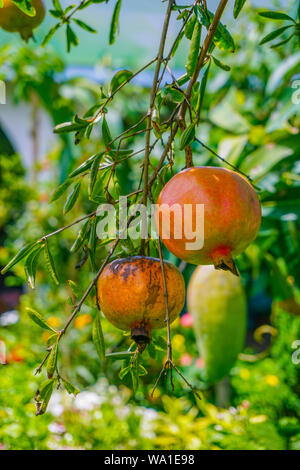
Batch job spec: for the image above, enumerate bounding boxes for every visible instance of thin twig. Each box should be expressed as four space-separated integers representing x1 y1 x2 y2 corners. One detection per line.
141 0 174 254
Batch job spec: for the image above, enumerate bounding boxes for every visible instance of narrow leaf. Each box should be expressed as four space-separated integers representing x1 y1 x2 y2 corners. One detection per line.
26 307 56 332
233 0 247 19
62 378 80 396
69 154 99 178
196 60 211 119
63 181 81 214
73 18 97 33
185 21 201 77
49 179 72 203
89 153 103 195
42 23 61 47
70 219 90 253
212 56 230 71
109 0 122 45
1 241 38 275
43 240 59 285
259 25 293 45
92 311 105 362
271 34 294 48
119 366 131 380
105 351 134 360
102 115 113 148
36 379 55 415
179 123 196 150
24 246 42 289
259 11 296 22
47 339 59 378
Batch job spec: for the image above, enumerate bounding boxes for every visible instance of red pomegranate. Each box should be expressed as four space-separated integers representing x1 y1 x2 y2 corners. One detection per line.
155 167 261 275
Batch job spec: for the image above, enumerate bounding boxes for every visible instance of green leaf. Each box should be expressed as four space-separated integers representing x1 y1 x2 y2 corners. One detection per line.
109 0 122 45
138 364 148 377
102 115 113 148
179 123 196 150
152 335 167 351
68 279 81 298
233 0 246 19
185 21 201 77
196 60 211 118
0 0 3 7
89 218 97 255
26 308 56 332
47 339 59 379
24 246 42 289
105 351 134 360
49 179 72 203
42 23 61 47
36 378 56 415
62 378 80 396
1 241 39 275
92 311 105 362
271 34 294 48
212 55 230 71
89 153 104 195
110 69 133 95
184 15 196 40
39 378 56 400
11 0 36 16
63 181 81 214
259 25 294 45
70 219 90 253
195 7 235 52
43 240 59 285
171 30 184 57
73 18 97 33
259 11 296 22
69 154 99 178
53 121 79 134
66 24 79 52
130 365 139 394
119 365 131 380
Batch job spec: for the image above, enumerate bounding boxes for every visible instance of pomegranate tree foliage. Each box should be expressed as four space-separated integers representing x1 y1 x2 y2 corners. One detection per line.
0 0 300 441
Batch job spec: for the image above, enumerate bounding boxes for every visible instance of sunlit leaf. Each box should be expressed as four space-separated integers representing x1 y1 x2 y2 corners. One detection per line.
26 308 57 332
109 0 122 45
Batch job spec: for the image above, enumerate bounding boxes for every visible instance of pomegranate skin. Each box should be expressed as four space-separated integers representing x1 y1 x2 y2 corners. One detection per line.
97 256 185 337
156 167 261 274
0 0 45 41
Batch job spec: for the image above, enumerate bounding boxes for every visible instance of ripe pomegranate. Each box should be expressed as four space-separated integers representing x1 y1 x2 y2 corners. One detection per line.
97 256 185 348
156 166 261 275
0 0 45 41
187 265 247 383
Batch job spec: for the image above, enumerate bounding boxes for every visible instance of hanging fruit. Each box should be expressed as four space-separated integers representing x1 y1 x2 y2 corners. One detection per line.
97 256 185 349
0 0 45 41
187 265 247 384
155 166 261 275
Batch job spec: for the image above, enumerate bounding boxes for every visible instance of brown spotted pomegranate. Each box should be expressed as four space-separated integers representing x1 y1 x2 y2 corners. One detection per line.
97 256 185 348
155 167 261 275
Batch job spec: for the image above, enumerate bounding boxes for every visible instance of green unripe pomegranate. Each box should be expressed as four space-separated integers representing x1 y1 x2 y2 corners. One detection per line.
187 265 247 384
0 0 45 41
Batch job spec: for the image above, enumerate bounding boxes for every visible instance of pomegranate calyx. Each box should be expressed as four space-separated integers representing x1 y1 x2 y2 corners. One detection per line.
211 247 239 277
131 324 151 352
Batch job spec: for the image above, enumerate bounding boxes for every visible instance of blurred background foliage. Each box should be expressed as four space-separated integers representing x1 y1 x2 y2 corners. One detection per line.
0 0 299 450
